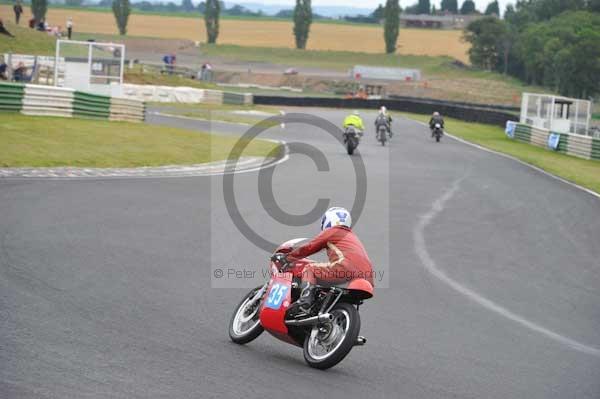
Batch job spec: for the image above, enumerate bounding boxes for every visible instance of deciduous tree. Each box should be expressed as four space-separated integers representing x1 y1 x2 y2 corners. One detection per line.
204 0 220 44
112 0 130 35
383 0 400 53
31 0 47 24
293 0 312 49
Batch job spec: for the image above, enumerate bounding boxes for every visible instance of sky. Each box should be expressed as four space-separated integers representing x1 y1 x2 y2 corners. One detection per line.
233 0 512 15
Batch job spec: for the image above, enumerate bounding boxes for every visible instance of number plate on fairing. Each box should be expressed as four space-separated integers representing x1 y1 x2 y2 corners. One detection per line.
265 283 289 310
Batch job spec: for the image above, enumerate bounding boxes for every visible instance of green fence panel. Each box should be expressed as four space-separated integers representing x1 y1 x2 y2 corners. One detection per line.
514 124 532 143
591 138 600 161
73 91 110 119
222 92 245 105
556 132 569 153
0 82 25 112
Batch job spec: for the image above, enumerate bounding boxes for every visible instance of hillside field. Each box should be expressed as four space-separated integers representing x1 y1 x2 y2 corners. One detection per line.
0 5 470 62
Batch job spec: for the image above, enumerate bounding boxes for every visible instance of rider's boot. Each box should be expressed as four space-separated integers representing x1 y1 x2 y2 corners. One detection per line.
293 281 316 314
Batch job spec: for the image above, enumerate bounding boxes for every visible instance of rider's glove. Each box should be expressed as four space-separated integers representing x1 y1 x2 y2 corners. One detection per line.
270 252 290 269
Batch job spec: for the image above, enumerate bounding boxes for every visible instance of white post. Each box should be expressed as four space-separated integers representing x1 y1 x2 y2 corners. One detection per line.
549 96 555 131
54 40 60 86
87 42 93 91
119 44 125 85
520 93 528 124
574 100 579 135
585 101 591 136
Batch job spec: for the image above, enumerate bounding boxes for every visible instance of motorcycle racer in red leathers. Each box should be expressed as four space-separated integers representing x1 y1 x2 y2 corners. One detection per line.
274 207 375 314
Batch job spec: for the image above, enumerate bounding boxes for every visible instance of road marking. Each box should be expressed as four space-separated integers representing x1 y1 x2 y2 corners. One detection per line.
414 176 600 357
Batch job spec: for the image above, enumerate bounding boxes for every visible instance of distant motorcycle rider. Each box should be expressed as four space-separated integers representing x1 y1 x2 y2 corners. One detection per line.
343 110 365 133
375 106 392 137
429 111 444 137
272 207 374 314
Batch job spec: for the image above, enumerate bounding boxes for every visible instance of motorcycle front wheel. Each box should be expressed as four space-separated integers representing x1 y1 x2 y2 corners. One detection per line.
303 302 360 369
229 286 265 344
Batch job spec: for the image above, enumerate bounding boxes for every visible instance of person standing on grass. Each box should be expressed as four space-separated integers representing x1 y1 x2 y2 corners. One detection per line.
13 1 23 25
0 56 8 80
66 17 73 40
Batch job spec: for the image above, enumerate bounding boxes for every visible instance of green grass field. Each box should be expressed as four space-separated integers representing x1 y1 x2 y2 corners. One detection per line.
0 113 277 167
399 112 600 194
199 44 517 81
0 21 56 55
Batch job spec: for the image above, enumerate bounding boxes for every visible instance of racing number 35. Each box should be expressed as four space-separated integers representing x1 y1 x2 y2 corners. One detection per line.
265 283 289 309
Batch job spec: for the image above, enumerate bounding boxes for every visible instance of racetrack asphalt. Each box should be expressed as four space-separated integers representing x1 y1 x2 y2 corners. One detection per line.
1 108 599 398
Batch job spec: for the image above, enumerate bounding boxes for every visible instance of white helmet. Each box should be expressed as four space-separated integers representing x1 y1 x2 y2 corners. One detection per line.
433 111 440 116
380 106 387 114
320 207 352 231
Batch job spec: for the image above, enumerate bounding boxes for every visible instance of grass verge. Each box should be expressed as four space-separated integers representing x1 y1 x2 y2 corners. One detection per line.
398 112 600 194
0 112 277 167
124 65 217 89
152 102 281 126
0 21 56 56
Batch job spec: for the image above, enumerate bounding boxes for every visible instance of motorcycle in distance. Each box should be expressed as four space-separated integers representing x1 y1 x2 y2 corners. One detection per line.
375 115 390 147
228 238 374 369
432 123 443 143
343 125 363 155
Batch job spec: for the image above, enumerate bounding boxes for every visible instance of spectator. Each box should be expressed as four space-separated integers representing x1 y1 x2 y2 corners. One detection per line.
0 18 15 37
0 57 7 80
169 53 176 75
162 53 176 75
13 62 27 82
13 1 23 25
37 18 46 32
202 62 213 81
66 17 73 40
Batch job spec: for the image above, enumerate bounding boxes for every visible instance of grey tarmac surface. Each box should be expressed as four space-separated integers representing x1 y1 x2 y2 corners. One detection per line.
1 109 599 399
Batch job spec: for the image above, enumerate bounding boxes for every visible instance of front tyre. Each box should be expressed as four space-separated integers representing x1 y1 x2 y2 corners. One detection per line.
229 286 264 344
303 302 360 369
347 139 355 155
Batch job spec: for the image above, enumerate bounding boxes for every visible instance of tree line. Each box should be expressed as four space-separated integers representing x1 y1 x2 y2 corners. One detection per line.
463 0 600 97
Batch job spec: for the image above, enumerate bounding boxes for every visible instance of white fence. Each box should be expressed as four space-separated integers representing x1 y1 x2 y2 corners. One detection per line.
120 84 252 105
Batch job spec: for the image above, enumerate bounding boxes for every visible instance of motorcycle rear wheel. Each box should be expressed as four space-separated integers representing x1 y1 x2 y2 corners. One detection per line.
347 140 355 155
303 302 360 369
229 286 265 344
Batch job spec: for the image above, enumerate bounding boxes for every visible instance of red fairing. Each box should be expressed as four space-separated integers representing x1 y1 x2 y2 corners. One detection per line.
259 272 293 336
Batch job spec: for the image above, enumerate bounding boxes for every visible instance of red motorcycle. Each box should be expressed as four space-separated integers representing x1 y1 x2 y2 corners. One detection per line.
228 238 373 369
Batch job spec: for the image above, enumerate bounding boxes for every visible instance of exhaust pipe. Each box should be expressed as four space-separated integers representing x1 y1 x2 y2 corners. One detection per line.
285 313 333 327
355 336 367 346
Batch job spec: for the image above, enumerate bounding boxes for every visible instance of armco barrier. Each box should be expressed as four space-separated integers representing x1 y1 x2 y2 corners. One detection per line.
0 83 145 122
512 123 600 160
0 82 24 112
253 95 515 127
